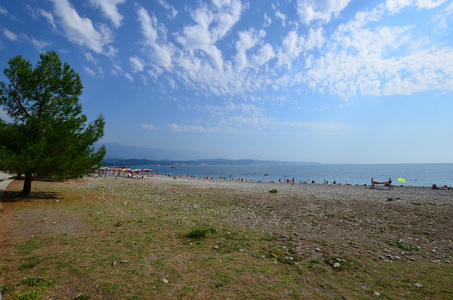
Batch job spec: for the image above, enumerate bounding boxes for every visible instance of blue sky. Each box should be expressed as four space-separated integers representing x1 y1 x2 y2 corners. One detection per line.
1 0 452 164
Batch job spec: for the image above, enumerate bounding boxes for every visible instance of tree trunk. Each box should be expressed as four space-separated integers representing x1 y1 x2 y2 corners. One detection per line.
21 171 33 196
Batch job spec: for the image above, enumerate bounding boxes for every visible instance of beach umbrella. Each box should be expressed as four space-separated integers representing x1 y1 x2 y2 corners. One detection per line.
397 178 407 183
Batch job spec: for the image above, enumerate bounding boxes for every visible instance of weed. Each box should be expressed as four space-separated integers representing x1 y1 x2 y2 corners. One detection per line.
17 239 41 256
269 189 278 193
186 227 217 239
19 256 43 270
22 278 58 288
387 240 419 251
412 202 422 205
16 291 40 299
19 262 38 270
387 198 394 201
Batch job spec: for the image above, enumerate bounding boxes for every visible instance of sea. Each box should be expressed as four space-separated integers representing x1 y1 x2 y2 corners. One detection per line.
121 163 453 187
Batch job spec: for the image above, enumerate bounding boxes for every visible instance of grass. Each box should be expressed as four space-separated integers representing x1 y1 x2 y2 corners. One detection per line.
0 177 452 299
387 240 420 251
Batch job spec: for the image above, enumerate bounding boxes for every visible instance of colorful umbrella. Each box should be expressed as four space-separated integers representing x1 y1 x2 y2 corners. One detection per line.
397 178 407 183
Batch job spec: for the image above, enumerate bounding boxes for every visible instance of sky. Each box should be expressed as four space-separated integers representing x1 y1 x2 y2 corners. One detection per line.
1 0 452 164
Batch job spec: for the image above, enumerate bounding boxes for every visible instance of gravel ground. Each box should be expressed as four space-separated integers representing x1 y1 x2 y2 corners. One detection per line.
148 174 453 205
142 175 453 263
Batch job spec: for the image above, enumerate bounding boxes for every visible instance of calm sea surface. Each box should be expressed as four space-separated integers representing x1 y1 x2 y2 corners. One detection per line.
126 163 453 187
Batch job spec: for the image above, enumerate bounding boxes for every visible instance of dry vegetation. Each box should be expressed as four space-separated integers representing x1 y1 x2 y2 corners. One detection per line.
1 175 452 299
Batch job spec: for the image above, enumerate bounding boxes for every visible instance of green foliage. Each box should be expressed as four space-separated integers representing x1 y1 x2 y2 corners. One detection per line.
21 277 58 288
0 51 105 194
387 240 419 251
186 227 217 239
269 189 278 193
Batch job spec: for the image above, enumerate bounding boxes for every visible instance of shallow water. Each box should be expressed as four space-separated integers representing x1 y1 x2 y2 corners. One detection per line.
120 163 452 187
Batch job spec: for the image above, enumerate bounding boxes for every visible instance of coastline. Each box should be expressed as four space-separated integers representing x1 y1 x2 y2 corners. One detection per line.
141 174 453 205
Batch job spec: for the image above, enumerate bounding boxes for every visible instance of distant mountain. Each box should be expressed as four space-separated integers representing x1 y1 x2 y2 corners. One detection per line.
101 158 320 167
97 142 320 166
97 142 219 161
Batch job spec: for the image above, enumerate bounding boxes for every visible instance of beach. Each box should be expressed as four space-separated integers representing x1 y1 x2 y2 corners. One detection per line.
148 174 453 204
94 174 453 262
1 174 453 298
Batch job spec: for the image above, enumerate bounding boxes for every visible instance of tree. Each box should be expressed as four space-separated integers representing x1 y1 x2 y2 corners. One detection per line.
0 51 105 195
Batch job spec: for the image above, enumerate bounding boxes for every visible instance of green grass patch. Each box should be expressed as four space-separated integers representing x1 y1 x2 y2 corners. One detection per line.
387 240 419 251
186 226 217 239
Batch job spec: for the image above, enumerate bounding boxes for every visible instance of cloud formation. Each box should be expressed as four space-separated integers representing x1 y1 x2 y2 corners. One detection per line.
50 0 114 55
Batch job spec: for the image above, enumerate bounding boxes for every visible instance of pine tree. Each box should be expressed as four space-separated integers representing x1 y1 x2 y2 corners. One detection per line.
0 51 105 195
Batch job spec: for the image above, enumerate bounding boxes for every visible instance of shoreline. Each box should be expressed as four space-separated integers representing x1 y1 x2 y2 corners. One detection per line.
106 173 453 205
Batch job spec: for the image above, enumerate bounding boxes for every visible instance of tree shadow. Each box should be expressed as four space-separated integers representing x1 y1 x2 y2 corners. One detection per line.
1 191 60 202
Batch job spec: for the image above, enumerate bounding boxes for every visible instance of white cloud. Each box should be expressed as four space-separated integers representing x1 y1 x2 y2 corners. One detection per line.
263 12 272 27
3 28 18 41
296 0 352 25
39 9 56 30
235 29 259 71
136 5 174 72
416 0 446 9
175 0 244 70
27 36 52 51
124 73 133 82
168 123 205 132
141 124 157 130
300 4 453 98
157 0 178 19
0 6 7 16
275 10 286 26
385 0 412 13
85 52 97 63
130 56 145 73
50 0 114 55
252 43 275 66
89 0 125 28
434 1 453 32
84 66 96 76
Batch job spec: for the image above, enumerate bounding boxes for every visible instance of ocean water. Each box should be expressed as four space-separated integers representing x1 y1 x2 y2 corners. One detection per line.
127 163 453 187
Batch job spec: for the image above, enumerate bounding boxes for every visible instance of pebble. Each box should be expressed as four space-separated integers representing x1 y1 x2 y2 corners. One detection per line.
162 279 169 284
414 283 423 288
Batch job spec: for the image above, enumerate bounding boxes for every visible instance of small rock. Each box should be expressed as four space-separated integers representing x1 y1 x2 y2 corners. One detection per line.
112 261 117 266
414 283 423 288
315 248 321 252
374 291 381 296
162 279 169 284
214 245 219 249
333 262 341 268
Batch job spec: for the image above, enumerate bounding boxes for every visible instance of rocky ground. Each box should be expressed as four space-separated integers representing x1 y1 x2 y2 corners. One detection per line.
144 175 453 264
